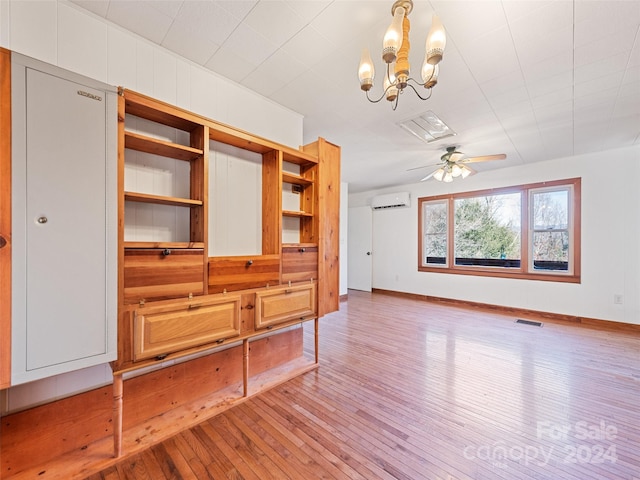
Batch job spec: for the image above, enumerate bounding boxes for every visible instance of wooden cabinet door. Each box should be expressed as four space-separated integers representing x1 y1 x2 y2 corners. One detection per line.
133 295 241 361
282 245 318 283
254 283 316 330
124 248 205 304
10 54 117 384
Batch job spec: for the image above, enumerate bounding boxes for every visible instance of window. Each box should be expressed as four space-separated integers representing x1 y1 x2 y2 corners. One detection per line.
418 178 580 282
423 200 448 266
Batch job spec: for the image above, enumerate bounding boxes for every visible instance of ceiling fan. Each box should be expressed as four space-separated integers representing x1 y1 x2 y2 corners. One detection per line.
409 146 507 182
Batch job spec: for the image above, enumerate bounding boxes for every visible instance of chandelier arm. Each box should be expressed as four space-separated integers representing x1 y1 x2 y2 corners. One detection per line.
405 82 433 101
365 89 388 103
365 81 399 104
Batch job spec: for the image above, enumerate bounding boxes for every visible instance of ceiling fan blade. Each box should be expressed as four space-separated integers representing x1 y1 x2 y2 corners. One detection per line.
462 154 507 163
449 152 465 162
464 165 478 176
406 162 442 172
420 168 440 181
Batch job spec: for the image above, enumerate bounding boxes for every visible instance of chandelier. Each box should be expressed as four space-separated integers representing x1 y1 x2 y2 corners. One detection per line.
358 0 446 110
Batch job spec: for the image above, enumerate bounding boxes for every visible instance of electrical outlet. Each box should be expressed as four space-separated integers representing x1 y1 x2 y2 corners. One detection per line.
614 294 623 305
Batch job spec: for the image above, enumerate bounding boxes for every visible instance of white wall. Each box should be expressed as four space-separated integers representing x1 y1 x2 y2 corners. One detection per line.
349 145 640 326
340 181 349 297
0 0 308 414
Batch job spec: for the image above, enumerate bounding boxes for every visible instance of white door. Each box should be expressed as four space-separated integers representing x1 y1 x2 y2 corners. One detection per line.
11 54 117 384
348 206 372 292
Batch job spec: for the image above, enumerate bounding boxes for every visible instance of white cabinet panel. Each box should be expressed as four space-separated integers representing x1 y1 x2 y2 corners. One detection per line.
11 53 117 385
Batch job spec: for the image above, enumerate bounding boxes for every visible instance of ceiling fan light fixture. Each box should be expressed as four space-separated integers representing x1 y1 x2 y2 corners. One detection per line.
358 0 446 110
433 168 445 181
412 146 506 182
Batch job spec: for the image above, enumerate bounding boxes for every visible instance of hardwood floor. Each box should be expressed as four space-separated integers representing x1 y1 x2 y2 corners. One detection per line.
87 290 640 479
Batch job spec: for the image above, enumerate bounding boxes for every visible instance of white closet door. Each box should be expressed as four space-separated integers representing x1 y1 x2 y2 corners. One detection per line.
11 53 117 385
24 69 108 369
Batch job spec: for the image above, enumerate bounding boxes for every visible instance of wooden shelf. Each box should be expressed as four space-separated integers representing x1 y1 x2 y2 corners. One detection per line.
124 91 202 132
282 210 313 218
124 241 205 249
282 149 318 166
282 172 313 187
124 191 203 207
124 131 203 161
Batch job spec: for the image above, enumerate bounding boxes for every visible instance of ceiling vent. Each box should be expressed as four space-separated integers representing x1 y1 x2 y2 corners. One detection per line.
371 192 410 210
398 110 455 144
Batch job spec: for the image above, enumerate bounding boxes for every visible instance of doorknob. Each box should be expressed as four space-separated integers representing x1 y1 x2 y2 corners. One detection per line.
366 251 371 255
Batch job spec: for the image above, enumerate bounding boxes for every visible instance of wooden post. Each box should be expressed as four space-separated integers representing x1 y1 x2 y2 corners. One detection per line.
113 373 123 457
242 339 249 397
314 318 319 364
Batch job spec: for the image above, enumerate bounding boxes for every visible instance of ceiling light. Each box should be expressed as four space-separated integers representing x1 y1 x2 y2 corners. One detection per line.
431 162 474 182
358 0 446 111
432 168 445 181
460 165 472 178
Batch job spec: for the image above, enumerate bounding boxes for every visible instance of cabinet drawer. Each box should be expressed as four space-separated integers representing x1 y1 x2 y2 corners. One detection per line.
133 294 241 361
254 283 316 330
124 248 205 304
282 245 318 283
208 254 280 294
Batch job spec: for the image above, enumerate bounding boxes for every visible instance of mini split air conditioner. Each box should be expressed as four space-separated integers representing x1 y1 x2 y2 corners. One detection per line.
371 192 410 210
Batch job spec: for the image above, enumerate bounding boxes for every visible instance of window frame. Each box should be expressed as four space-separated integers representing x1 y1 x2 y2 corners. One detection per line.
418 178 581 283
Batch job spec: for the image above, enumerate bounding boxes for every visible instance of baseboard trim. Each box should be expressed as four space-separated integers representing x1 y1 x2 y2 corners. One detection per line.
371 288 640 333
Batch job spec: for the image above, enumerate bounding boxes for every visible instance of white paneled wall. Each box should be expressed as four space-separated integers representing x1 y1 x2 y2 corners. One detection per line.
209 141 263 256
1 0 305 413
124 116 191 243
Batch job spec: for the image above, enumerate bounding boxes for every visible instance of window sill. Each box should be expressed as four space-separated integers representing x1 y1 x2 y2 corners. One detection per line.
418 265 581 283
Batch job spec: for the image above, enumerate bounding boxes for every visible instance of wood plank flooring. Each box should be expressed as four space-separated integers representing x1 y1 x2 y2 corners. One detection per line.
86 290 639 479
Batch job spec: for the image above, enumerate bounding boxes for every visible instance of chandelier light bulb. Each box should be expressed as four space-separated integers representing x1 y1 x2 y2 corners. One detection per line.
358 48 375 91
425 14 446 65
421 63 439 88
383 6 405 63
384 72 398 102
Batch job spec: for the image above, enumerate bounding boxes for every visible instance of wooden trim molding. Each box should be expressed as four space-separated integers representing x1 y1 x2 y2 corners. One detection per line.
372 288 640 333
0 47 12 389
417 178 581 284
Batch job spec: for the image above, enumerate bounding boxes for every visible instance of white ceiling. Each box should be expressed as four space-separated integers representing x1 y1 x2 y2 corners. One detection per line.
70 0 640 193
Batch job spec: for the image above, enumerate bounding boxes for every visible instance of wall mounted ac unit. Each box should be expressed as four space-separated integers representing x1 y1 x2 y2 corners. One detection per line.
371 192 410 210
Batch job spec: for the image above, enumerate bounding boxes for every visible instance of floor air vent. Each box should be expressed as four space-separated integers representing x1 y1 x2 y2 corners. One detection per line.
515 319 543 327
